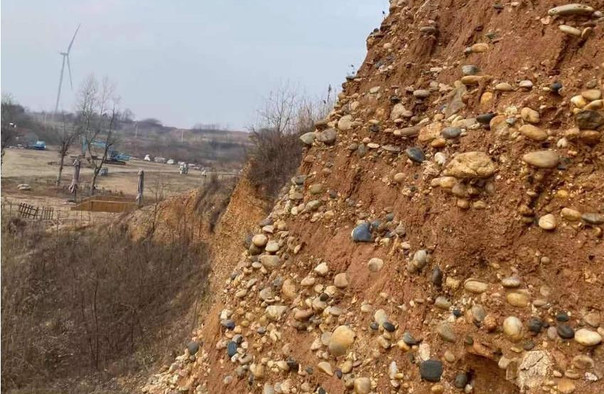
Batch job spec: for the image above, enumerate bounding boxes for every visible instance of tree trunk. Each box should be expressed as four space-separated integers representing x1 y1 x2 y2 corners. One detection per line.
90 169 98 195
56 153 65 186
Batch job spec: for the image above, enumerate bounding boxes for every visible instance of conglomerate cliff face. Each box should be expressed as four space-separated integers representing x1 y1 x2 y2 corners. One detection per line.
144 1 604 393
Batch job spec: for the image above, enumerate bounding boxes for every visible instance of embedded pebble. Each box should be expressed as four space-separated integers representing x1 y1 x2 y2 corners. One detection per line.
352 223 373 242
582 213 604 225
353 377 371 394
527 317 544 334
464 279 488 293
521 107 540 124
501 277 521 288
368 257 384 272
557 324 575 340
317 361 333 376
574 329 602 346
522 151 560 168
406 147 425 163
419 360 443 382
328 325 355 356
557 378 576 394
519 124 547 141
548 4 594 16
437 322 456 342
503 316 523 341
507 292 529 307
462 65 479 75
334 273 350 288
538 214 557 231
442 127 462 139
252 234 268 247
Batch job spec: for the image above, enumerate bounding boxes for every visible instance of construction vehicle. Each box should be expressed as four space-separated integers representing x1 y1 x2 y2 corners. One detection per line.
81 137 130 165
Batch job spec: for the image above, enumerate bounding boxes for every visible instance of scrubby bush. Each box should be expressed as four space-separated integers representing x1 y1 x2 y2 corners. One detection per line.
247 85 333 198
248 128 303 198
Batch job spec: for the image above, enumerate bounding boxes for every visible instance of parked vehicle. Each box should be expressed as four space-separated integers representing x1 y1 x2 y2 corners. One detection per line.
26 140 46 150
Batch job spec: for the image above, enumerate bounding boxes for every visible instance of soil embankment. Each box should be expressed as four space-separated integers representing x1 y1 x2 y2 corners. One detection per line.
144 1 604 393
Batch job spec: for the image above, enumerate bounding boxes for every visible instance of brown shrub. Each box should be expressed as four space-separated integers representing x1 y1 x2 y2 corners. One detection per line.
247 128 303 198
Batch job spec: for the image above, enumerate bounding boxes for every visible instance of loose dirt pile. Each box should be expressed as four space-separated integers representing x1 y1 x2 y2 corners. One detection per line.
143 1 603 393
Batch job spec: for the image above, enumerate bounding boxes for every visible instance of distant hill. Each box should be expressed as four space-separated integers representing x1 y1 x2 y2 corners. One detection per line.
26 111 251 170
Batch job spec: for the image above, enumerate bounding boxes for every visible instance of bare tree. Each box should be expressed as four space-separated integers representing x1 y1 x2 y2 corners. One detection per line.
257 83 298 135
254 83 335 136
75 75 121 195
247 83 335 197
55 117 80 186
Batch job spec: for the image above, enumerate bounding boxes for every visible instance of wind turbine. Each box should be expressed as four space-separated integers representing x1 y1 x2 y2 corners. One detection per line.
54 24 81 114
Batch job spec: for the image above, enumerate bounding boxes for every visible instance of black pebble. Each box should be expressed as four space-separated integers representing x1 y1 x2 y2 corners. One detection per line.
286 358 299 372
454 372 468 388
527 317 543 334
556 312 569 322
221 319 235 330
420 359 443 382
403 331 419 346
227 341 237 357
476 112 496 124
431 266 443 287
406 147 425 163
557 324 575 339
187 341 199 355
383 321 396 332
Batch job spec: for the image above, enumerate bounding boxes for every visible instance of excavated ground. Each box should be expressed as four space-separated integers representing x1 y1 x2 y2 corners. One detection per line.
143 1 604 393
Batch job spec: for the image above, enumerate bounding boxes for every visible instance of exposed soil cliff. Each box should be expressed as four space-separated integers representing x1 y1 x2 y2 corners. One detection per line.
144 1 604 393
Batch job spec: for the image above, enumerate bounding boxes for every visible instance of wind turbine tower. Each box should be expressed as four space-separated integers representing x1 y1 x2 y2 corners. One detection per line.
54 24 81 114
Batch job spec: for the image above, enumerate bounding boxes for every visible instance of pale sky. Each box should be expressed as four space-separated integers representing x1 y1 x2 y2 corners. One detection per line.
1 0 388 129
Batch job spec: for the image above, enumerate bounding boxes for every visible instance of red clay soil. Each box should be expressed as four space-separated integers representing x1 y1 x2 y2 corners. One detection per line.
143 1 604 393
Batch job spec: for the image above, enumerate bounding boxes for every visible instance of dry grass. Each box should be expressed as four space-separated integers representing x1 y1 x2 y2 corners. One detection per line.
1 214 209 392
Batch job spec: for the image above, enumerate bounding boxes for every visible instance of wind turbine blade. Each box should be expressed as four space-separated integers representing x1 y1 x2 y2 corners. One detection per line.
67 24 81 53
67 55 73 89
